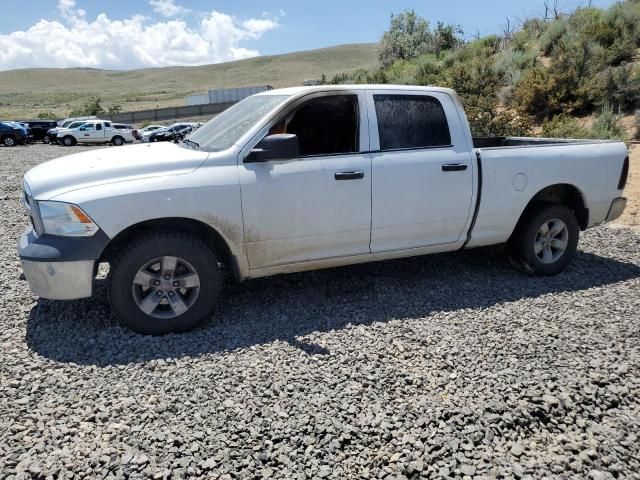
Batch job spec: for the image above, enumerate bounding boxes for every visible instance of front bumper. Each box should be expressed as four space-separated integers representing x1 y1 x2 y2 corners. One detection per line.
605 197 627 223
21 259 95 300
18 225 110 300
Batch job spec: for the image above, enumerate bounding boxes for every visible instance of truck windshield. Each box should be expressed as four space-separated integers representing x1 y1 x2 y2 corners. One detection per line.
187 95 290 152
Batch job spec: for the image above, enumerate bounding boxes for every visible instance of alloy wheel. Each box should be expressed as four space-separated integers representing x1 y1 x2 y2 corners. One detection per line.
131 256 201 319
534 218 569 264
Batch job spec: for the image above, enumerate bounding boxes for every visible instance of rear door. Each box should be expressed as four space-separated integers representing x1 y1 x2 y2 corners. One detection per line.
239 91 372 269
367 90 474 252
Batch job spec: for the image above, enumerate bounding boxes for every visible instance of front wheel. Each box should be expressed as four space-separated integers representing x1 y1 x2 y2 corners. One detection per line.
61 135 76 147
43 135 51 144
108 232 221 335
2 135 16 147
508 204 579 276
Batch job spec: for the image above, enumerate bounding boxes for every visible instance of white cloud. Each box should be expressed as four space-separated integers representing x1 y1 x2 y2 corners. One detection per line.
149 0 188 18
0 1 279 70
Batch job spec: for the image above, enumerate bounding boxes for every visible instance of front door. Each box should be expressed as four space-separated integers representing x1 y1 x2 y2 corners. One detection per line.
238 92 372 269
367 90 474 252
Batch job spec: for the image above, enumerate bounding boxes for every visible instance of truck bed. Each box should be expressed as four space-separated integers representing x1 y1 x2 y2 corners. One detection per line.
472 136 617 149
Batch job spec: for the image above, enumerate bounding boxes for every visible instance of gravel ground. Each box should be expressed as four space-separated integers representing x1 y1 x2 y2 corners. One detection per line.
1 143 640 479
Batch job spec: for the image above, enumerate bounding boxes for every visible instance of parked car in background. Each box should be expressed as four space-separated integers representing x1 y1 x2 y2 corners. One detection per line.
0 122 27 146
148 123 196 143
113 123 139 140
46 121 87 145
16 85 629 334
19 120 58 144
138 125 164 141
57 116 96 127
3 122 31 142
57 120 135 146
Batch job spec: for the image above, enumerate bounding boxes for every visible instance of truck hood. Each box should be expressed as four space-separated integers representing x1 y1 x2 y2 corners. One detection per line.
24 142 210 200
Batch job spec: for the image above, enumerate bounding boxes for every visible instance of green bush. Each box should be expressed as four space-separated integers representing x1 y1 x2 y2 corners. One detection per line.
446 57 533 137
597 64 640 112
494 47 538 87
467 106 533 137
414 56 446 86
512 65 557 119
590 103 627 140
541 115 592 138
539 18 568 55
541 105 628 140
442 35 499 68
37 111 59 120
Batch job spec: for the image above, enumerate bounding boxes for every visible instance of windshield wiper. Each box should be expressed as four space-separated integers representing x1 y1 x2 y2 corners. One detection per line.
182 138 200 149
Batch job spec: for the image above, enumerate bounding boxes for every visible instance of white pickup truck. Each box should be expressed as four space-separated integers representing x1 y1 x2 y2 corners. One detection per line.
18 85 629 335
56 119 135 146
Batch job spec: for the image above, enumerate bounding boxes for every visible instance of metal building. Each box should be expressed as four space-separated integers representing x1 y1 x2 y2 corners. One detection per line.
186 86 273 106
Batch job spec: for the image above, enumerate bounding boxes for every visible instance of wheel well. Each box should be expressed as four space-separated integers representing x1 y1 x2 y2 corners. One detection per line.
99 218 240 280
518 184 589 231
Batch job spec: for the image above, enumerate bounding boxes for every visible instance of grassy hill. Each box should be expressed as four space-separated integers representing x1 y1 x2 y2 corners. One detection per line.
0 43 378 119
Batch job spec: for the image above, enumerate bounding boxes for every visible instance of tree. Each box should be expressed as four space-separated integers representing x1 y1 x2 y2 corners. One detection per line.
378 10 464 67
432 22 464 56
378 10 432 67
69 96 105 116
108 104 122 114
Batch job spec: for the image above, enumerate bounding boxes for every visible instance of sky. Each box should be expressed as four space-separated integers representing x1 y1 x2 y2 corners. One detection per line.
0 0 619 71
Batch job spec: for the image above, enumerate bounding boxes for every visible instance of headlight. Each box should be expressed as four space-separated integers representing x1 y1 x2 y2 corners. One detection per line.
37 201 99 237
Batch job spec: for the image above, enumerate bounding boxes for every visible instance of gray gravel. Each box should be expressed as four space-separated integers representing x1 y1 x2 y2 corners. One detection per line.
1 143 640 479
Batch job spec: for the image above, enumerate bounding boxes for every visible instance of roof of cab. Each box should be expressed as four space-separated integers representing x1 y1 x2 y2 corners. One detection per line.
256 84 456 97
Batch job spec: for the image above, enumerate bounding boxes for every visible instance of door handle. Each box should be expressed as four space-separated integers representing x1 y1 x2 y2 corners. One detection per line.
442 163 468 172
335 171 364 180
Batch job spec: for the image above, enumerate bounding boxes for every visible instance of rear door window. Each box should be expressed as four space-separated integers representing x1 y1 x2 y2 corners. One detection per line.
373 94 451 151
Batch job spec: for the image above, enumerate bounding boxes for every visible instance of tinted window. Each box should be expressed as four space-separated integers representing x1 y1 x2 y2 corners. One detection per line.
96 123 102 131
374 95 451 150
271 95 359 156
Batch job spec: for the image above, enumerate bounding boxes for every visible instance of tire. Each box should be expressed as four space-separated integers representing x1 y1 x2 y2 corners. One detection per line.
62 135 76 147
2 135 16 147
43 135 51 144
108 232 221 335
111 136 124 146
508 203 579 276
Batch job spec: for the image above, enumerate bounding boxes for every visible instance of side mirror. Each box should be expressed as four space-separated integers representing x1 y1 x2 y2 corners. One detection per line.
79 127 86 131
245 134 300 163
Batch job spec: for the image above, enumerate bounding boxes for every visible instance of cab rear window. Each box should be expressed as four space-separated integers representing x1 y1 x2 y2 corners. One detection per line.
374 94 451 151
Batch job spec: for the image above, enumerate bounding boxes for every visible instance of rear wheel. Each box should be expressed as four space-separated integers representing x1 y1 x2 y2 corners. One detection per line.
2 135 16 147
508 204 579 276
108 232 221 335
111 136 125 146
43 135 51 144
61 135 76 147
